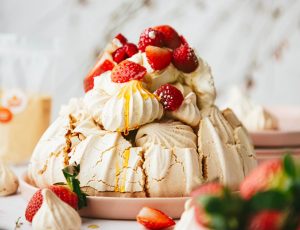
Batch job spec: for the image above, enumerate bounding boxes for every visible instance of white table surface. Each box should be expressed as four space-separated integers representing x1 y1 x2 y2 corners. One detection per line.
0 165 142 230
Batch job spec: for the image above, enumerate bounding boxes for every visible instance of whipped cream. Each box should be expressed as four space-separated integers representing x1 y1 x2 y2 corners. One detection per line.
69 132 145 196
128 52 180 92
183 58 216 109
136 121 197 149
102 80 163 133
143 144 202 197
0 161 19 196
225 87 278 131
198 106 256 189
92 71 123 96
32 189 81 230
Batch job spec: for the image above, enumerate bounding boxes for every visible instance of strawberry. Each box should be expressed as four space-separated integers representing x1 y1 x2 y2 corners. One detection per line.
0 107 13 123
25 185 78 223
84 59 115 92
115 33 127 45
145 46 172 70
248 211 283 230
112 46 127 63
154 84 184 111
138 28 164 52
172 43 199 73
240 160 284 200
124 43 138 57
136 207 175 230
111 60 146 83
153 25 181 49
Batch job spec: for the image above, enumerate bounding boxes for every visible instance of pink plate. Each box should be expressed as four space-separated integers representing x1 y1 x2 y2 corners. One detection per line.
19 172 188 220
250 106 300 147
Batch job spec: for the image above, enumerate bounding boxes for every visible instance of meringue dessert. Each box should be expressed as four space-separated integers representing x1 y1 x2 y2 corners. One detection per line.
28 25 257 197
32 189 81 230
225 87 278 131
0 160 19 196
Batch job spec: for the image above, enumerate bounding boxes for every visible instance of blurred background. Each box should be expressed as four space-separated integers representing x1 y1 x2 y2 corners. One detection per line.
1 0 300 118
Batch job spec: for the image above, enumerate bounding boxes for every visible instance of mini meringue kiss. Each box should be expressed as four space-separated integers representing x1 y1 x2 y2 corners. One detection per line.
32 189 81 230
0 160 19 196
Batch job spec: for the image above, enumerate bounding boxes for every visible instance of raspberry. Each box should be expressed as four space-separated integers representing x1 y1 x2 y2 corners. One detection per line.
154 84 184 111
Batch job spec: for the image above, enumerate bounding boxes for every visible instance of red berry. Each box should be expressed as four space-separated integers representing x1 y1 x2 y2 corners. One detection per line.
172 43 199 73
155 84 184 111
153 25 181 49
248 211 283 230
112 46 128 63
138 28 164 52
179 35 188 45
115 33 127 45
84 59 115 92
25 185 78 223
124 43 138 57
136 207 175 230
111 60 146 83
240 160 283 200
145 46 172 70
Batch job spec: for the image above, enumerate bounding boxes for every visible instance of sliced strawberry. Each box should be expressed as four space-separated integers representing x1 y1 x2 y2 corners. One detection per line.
138 28 164 52
240 160 283 200
153 25 181 49
145 46 172 70
0 107 13 123
124 43 138 57
111 60 146 83
248 211 283 230
84 59 115 92
112 46 127 63
115 33 127 45
25 185 78 223
154 84 184 111
136 207 175 230
172 43 199 73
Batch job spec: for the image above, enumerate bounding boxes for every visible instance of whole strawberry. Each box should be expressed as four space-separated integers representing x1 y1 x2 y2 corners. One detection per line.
153 25 182 49
154 84 184 111
25 185 78 222
138 28 164 52
136 207 175 230
248 211 283 230
240 160 285 200
172 42 199 73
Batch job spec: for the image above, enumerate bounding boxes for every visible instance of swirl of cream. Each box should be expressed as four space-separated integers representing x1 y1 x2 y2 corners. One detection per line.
128 52 180 92
183 58 216 109
102 80 163 133
136 121 197 149
0 161 19 196
32 189 81 230
93 71 123 95
84 88 111 125
169 92 201 127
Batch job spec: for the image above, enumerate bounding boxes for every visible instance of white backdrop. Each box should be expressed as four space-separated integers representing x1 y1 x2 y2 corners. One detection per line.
1 0 300 118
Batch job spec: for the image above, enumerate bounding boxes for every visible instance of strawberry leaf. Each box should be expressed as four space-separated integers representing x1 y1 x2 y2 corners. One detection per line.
283 154 297 180
62 163 87 209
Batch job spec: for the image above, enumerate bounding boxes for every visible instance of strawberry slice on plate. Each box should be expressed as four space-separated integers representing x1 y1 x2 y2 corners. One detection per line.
136 207 175 230
153 25 182 49
172 43 199 73
138 28 164 52
84 59 115 92
145 46 172 71
111 60 146 83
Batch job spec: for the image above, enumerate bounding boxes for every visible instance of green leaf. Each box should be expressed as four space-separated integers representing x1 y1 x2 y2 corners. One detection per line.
283 154 297 180
249 190 289 212
62 163 87 209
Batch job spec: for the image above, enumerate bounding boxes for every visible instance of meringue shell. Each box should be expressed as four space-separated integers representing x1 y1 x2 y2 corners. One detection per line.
32 189 81 230
0 161 19 196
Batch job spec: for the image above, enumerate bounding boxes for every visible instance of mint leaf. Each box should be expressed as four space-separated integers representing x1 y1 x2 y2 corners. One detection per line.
62 163 87 209
283 154 296 180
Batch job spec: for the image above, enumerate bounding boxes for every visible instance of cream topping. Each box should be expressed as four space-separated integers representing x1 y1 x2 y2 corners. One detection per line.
0 161 19 196
102 80 163 133
32 189 81 230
